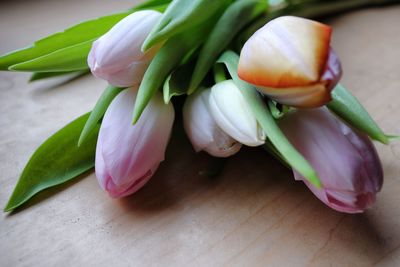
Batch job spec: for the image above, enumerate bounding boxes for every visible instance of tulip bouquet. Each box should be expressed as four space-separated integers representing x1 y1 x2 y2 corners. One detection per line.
2 0 399 213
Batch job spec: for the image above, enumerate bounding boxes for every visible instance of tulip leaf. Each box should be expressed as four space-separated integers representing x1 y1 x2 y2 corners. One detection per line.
217 50 321 188
4 113 99 212
327 84 389 144
9 40 93 72
0 13 130 70
142 0 232 51
163 61 196 103
131 0 172 12
78 86 123 146
133 18 218 123
29 70 88 82
189 0 267 93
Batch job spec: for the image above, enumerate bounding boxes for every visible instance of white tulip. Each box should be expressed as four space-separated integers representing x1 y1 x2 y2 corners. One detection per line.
183 89 242 157
209 80 265 147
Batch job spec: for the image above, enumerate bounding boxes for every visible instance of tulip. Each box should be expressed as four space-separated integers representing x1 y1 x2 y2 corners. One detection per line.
238 16 342 108
95 88 174 198
183 89 242 157
209 80 265 147
88 10 162 87
279 107 383 213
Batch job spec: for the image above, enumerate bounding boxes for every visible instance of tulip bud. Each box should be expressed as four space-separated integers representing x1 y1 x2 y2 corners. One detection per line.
95 88 174 198
209 80 265 147
183 89 242 157
238 16 342 108
279 107 383 213
88 10 162 87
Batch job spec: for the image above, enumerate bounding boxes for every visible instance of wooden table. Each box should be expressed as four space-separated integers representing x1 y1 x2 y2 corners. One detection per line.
1 1 400 266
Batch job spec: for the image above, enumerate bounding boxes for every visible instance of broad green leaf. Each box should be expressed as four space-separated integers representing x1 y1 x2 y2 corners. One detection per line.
78 86 123 146
9 40 93 72
29 69 89 82
0 0 172 72
327 84 389 144
29 71 79 82
142 0 232 51
131 0 172 12
0 13 129 70
132 17 218 123
4 113 99 212
189 0 267 93
217 51 321 188
163 61 196 103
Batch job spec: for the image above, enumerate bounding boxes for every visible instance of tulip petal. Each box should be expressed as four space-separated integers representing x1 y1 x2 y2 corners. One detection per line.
94 11 161 71
209 80 265 147
238 16 332 88
88 10 162 87
238 16 342 108
95 88 174 197
279 107 383 213
183 89 242 157
257 82 331 108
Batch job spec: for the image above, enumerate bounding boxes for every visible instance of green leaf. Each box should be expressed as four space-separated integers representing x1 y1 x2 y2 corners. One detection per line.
79 86 123 146
327 84 389 144
9 40 93 72
217 51 321 188
29 69 89 82
30 71 76 82
142 0 232 51
4 113 99 212
130 0 172 12
132 17 218 123
29 70 87 82
189 0 267 93
0 13 130 70
163 61 196 103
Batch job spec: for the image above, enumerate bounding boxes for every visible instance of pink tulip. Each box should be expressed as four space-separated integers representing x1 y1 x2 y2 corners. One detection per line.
88 10 162 87
238 16 342 108
279 107 383 213
95 88 175 198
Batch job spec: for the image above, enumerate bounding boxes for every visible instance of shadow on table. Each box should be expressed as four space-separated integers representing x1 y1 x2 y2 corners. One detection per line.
115 125 392 264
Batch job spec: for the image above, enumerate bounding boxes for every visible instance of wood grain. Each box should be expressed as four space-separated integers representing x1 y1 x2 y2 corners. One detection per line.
0 1 400 266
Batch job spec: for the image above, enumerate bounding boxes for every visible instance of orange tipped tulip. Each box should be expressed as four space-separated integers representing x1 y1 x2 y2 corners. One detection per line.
238 16 342 108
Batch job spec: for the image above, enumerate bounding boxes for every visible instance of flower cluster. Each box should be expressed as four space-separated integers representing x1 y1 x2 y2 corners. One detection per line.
88 11 383 213
2 0 396 213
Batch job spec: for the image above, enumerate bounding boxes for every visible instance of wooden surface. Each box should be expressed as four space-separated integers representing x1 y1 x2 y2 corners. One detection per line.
1 1 400 266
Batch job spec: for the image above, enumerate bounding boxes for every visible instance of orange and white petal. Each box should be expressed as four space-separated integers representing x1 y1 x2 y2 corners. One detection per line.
257 82 332 108
238 16 332 88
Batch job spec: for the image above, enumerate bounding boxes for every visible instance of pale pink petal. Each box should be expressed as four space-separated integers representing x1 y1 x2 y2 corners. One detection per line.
95 88 175 198
279 107 383 213
88 10 162 87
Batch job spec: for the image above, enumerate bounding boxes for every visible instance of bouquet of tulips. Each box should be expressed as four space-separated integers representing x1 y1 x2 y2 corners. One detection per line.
2 0 399 213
